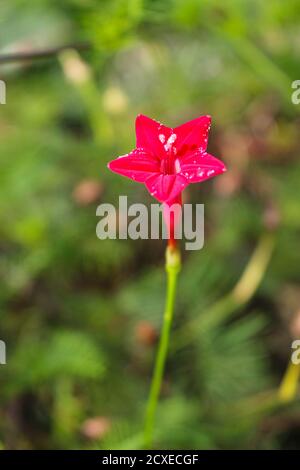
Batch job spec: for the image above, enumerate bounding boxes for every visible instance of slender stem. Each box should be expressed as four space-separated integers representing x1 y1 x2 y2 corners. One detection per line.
143 245 181 449
278 361 300 403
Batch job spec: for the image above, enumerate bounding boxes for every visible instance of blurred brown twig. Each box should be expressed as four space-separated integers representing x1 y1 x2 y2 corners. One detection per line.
0 42 90 64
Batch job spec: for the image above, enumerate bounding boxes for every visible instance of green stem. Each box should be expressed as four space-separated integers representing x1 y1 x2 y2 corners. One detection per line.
143 245 181 449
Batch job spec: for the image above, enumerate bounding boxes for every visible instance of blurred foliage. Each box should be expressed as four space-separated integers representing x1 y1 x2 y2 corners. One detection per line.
0 0 300 450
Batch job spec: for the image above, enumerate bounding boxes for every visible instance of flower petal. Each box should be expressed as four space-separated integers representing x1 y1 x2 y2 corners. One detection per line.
108 149 160 183
135 114 172 158
162 194 182 242
180 151 227 183
174 115 211 155
145 173 188 203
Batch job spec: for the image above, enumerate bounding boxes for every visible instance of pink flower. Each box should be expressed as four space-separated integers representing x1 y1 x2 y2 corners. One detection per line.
108 114 227 247
107 114 226 204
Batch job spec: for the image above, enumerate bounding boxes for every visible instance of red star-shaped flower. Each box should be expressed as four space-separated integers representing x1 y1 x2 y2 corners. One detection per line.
107 114 226 203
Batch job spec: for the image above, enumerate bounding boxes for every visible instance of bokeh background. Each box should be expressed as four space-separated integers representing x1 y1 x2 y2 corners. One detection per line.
0 0 300 450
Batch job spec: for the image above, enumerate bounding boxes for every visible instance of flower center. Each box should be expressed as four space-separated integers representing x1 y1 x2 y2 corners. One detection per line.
159 133 180 175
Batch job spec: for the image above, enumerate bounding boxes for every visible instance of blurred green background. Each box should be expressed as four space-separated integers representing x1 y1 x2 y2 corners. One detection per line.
0 0 300 450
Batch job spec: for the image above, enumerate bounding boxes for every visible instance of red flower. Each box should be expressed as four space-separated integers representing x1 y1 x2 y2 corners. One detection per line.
107 114 226 204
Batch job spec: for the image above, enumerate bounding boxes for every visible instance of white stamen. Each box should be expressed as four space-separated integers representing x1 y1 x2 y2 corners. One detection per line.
174 158 181 174
164 133 177 152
